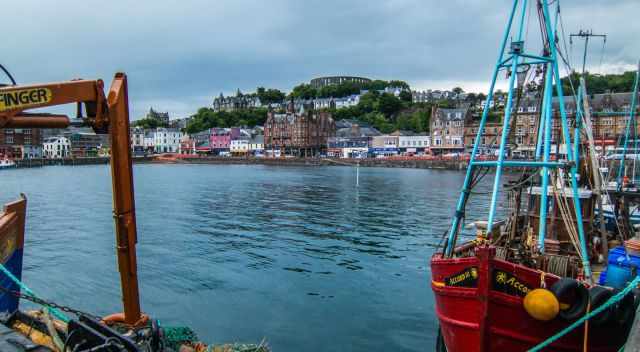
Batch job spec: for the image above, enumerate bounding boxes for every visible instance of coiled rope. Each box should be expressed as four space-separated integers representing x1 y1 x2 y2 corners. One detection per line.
528 276 640 352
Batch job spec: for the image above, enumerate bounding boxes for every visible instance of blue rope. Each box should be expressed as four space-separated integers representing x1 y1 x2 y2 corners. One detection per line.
528 276 640 352
0 263 69 322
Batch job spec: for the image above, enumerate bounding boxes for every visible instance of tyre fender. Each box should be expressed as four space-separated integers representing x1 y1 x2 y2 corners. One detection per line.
549 278 589 321
588 286 615 326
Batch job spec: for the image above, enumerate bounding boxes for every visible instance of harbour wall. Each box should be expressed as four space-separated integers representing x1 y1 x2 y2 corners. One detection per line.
157 156 470 170
12 156 469 171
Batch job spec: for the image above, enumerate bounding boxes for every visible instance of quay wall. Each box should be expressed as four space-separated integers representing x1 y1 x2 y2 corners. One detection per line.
12 156 469 171
14 157 154 168
161 156 469 170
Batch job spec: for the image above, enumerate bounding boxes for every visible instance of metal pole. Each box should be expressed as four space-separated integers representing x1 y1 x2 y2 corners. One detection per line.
444 0 521 256
544 1 592 280
538 60 554 253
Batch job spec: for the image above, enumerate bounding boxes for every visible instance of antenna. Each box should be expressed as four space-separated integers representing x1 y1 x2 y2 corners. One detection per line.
569 29 607 75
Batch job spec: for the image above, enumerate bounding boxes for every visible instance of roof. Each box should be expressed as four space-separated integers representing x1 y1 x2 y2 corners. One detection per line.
336 127 381 138
390 130 416 136
250 135 264 144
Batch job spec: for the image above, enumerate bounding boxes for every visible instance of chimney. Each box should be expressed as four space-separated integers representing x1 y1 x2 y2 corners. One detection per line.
351 124 360 136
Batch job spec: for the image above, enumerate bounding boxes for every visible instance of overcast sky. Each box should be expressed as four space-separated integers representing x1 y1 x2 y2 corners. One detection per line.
2 0 638 119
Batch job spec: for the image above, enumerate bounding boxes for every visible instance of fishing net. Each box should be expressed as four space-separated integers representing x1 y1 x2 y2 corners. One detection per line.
162 326 269 352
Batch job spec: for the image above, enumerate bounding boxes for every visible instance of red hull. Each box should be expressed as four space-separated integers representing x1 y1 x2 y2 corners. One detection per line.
431 246 626 352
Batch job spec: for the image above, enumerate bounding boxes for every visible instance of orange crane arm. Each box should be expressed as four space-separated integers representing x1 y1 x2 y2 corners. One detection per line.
0 73 142 326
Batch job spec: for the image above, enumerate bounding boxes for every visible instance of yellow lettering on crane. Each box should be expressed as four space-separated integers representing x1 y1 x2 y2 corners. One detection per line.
0 88 52 111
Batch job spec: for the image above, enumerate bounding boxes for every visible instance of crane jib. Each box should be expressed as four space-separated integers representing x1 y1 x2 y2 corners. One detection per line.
0 88 52 112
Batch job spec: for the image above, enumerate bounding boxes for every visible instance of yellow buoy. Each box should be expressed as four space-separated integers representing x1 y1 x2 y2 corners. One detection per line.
523 288 560 321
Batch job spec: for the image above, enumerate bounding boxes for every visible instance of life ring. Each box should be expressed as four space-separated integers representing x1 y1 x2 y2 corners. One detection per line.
101 313 150 328
549 278 589 321
613 289 636 328
588 286 615 326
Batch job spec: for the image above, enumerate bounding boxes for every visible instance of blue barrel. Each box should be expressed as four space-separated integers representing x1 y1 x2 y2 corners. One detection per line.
599 246 639 289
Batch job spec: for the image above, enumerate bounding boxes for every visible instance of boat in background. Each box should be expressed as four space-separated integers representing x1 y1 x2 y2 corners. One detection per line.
0 158 16 169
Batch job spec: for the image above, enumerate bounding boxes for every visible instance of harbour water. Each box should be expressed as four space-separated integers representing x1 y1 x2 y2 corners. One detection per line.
0 164 506 351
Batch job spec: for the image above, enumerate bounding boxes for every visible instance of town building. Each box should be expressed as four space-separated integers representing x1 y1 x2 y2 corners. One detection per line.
369 135 399 157
463 120 505 156
264 103 336 156
430 107 470 155
64 131 105 157
154 128 183 153
213 90 262 112
0 128 43 159
310 76 371 89
210 128 241 155
43 136 71 159
230 137 250 155
146 107 170 124
249 135 264 155
328 120 381 158
398 134 431 155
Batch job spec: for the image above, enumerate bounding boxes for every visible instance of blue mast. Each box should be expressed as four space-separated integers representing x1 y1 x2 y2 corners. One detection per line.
444 0 592 280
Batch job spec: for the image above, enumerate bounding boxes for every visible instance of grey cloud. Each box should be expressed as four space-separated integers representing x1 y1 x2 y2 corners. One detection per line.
1 0 637 119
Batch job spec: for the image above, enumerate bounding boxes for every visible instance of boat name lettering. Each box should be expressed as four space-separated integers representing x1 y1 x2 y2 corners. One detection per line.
0 88 52 112
492 270 531 297
445 267 478 287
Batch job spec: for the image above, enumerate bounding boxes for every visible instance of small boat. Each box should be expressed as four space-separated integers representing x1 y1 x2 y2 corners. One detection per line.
0 159 16 169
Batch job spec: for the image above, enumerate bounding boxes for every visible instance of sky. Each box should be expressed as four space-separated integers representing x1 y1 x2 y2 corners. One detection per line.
2 0 638 120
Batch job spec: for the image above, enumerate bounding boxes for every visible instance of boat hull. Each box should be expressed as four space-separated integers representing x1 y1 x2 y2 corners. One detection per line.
431 246 628 352
0 197 26 314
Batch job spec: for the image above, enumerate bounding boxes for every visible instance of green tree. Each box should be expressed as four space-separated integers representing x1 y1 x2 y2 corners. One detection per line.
133 118 167 129
376 93 403 117
452 87 464 95
290 84 317 99
399 90 413 103
358 91 379 113
389 80 410 90
257 87 285 105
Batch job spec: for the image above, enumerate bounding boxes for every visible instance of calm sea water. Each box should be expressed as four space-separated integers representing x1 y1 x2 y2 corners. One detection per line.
0 164 506 351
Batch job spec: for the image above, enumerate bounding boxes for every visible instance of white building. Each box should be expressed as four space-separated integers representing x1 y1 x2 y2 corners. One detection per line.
154 128 183 153
43 136 71 159
230 137 250 155
399 135 431 154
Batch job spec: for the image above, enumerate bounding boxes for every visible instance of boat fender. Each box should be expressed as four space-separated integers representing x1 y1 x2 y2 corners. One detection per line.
523 288 559 321
549 278 589 321
588 286 615 326
613 289 636 328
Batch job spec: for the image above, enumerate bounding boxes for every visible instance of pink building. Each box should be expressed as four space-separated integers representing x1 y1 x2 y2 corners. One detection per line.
209 128 242 155
210 129 230 154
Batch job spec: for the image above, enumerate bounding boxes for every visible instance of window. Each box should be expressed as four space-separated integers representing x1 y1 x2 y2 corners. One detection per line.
6 136 13 144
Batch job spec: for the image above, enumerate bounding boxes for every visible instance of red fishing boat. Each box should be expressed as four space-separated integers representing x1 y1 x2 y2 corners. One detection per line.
431 0 638 351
